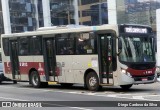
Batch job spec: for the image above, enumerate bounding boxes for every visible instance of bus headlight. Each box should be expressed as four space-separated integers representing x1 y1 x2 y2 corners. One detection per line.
126 72 132 78
156 67 160 72
121 69 132 78
121 69 126 74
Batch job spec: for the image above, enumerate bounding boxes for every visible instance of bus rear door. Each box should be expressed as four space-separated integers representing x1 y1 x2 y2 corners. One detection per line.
43 38 57 81
98 33 116 85
9 40 20 80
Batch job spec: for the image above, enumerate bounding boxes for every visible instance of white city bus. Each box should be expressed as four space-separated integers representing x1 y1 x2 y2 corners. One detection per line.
1 24 157 91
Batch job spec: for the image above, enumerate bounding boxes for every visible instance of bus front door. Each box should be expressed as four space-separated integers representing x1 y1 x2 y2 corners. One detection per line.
9 40 20 80
99 34 116 85
43 38 56 81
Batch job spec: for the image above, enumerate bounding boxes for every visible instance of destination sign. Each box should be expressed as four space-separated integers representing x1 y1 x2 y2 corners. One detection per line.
125 27 147 34
119 25 152 34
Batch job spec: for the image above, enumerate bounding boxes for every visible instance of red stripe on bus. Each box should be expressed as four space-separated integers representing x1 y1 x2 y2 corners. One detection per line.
3 62 45 75
127 67 156 76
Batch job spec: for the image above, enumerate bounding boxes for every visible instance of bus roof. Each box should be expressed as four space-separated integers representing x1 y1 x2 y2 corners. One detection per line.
1 24 118 38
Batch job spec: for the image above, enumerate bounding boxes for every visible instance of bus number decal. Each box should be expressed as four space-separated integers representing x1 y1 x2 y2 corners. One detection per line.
19 62 28 67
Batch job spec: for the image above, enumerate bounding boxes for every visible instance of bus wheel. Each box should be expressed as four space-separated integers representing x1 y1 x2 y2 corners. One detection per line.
13 80 17 84
41 82 48 88
31 71 41 88
120 84 132 90
86 72 100 91
60 83 73 87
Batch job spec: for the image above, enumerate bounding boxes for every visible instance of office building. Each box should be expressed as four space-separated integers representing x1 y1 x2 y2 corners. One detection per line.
1 0 78 34
1 0 160 34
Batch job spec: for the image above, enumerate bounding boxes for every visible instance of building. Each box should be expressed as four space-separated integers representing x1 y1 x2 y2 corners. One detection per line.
1 0 160 34
8 0 37 33
116 0 160 32
0 0 3 35
1 0 79 34
78 0 108 25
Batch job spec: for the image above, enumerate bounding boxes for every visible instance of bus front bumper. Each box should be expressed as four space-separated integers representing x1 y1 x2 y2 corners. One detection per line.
133 74 157 84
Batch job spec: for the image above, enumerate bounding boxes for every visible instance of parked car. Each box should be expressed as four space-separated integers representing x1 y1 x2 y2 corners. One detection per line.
0 62 6 83
0 61 11 83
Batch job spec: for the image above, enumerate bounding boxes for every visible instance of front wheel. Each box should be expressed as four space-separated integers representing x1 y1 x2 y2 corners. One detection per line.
85 72 100 91
30 71 41 88
120 84 132 90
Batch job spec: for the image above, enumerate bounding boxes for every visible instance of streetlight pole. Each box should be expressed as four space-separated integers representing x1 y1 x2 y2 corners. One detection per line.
149 0 152 26
68 10 70 24
67 0 71 25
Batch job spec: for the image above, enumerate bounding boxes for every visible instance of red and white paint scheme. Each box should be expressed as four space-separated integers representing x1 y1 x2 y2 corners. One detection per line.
1 24 157 91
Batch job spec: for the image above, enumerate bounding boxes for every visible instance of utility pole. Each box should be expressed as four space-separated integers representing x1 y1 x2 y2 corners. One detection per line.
67 10 70 24
67 0 71 24
149 0 153 26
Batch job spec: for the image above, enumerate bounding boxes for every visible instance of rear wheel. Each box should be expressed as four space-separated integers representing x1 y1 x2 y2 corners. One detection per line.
120 84 132 90
85 72 100 91
30 71 41 88
13 80 17 84
41 82 48 87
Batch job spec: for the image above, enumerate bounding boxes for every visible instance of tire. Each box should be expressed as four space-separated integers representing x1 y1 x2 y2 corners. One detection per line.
13 80 17 84
41 82 48 87
60 83 73 87
85 72 100 91
120 84 132 90
30 71 41 88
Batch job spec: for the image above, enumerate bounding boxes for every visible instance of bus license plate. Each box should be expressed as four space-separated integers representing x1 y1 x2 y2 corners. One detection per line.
142 78 148 81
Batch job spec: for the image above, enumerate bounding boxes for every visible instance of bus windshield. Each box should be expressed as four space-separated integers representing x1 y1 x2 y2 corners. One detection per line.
119 35 155 63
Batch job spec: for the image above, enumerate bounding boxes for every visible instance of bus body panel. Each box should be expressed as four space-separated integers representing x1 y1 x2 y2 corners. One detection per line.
72 55 99 84
56 55 99 84
0 24 156 90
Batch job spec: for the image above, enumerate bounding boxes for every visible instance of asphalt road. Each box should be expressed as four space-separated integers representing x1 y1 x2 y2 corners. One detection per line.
0 81 159 110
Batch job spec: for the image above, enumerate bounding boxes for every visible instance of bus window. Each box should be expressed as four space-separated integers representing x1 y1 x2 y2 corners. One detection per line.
56 34 75 55
76 33 96 54
30 36 42 55
2 38 9 56
19 38 29 55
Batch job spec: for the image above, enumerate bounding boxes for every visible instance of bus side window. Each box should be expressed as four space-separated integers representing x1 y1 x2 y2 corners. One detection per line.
2 38 9 56
30 36 42 55
56 34 75 55
76 33 95 54
19 38 29 55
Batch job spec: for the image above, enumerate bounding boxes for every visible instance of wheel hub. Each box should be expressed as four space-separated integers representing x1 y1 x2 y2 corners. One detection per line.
89 77 97 87
32 74 38 86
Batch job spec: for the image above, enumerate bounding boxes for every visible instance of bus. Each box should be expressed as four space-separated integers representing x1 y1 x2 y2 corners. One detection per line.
1 24 156 91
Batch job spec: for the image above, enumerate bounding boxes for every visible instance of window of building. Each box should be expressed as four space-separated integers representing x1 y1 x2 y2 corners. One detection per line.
19 37 29 55
81 0 99 5
82 10 91 17
83 21 91 26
